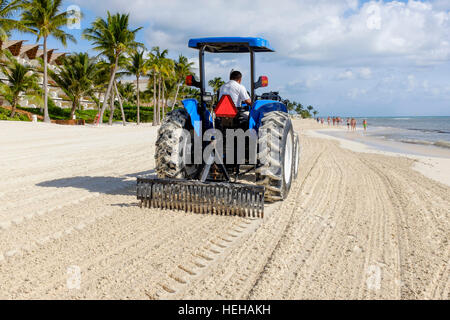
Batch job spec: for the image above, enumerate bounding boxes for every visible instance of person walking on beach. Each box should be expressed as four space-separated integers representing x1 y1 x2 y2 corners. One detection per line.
321 118 324 125
351 118 357 131
363 119 367 131
327 117 331 126
347 118 350 130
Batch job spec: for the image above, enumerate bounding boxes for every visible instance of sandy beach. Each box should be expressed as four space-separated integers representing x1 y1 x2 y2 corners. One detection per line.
0 119 448 299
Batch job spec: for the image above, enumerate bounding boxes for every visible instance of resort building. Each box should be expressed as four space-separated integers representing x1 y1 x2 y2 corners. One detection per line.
0 40 97 110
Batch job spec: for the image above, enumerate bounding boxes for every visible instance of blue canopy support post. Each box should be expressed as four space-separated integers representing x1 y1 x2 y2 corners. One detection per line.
250 48 256 102
199 45 206 106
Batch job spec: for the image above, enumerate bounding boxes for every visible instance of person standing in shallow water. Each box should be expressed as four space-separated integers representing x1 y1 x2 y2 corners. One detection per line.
363 119 367 131
347 118 350 130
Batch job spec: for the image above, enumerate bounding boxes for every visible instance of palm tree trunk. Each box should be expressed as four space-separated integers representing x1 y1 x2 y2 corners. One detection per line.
10 98 17 117
172 82 181 111
43 36 50 123
100 55 119 124
162 77 165 119
70 99 77 119
152 73 157 126
157 75 161 125
136 75 140 125
113 81 126 126
108 90 115 125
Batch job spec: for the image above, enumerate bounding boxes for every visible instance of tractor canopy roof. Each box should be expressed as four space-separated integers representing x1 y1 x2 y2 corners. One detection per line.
188 37 274 53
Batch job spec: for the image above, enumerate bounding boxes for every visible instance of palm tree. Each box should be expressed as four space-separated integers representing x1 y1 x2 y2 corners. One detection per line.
0 57 41 117
147 53 158 125
148 46 168 125
94 54 128 125
117 81 135 104
172 55 193 110
48 53 97 119
313 110 318 118
306 105 313 118
208 77 225 104
295 102 303 115
0 0 29 41
125 49 147 124
163 76 177 110
208 77 225 94
83 12 142 125
285 99 296 112
159 57 174 119
21 0 77 123
89 60 109 110
183 87 200 100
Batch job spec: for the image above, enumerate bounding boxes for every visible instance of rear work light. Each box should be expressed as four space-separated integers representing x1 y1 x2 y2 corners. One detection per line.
214 95 238 118
254 76 269 89
185 75 193 86
260 76 268 87
185 75 201 88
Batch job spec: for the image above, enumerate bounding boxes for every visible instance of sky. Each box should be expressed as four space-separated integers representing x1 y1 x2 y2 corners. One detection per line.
12 0 450 117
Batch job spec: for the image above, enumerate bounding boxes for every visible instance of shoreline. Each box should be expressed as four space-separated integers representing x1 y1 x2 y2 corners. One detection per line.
305 127 450 187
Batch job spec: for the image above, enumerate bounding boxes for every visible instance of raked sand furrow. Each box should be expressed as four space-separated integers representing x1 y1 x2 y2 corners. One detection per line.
286 151 352 299
262 152 338 299
358 155 448 299
37 214 246 299
356 157 413 299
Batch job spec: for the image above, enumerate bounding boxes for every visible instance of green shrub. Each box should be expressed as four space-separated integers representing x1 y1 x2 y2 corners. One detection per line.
0 107 31 121
13 100 158 123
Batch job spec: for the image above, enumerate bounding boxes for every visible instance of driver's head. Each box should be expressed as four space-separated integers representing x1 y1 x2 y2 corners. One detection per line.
230 70 242 84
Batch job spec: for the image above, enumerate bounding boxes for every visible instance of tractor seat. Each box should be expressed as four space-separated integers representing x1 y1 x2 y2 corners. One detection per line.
237 109 249 128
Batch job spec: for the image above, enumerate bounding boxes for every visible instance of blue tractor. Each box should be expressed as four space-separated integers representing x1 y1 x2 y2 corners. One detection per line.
137 37 300 217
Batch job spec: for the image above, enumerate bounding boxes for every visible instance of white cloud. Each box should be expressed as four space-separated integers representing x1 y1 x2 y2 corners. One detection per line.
336 67 371 80
338 70 355 80
359 67 372 79
75 0 450 65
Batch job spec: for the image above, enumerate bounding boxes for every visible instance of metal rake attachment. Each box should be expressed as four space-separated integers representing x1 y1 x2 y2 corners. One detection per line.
137 178 265 218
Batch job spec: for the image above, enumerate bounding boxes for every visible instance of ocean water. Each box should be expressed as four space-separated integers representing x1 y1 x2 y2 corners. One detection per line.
353 117 450 150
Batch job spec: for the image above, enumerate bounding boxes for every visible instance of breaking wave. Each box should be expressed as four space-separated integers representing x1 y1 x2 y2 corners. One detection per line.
400 139 450 149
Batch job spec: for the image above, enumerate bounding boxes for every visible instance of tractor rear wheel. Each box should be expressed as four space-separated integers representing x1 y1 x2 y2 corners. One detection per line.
155 109 198 179
256 111 295 202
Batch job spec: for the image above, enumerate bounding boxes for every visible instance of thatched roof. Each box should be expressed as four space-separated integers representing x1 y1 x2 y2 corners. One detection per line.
50 52 66 65
1 40 65 65
19 44 40 59
36 49 55 63
0 40 24 56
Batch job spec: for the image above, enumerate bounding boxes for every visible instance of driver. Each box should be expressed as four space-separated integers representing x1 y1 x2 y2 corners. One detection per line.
219 70 252 108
